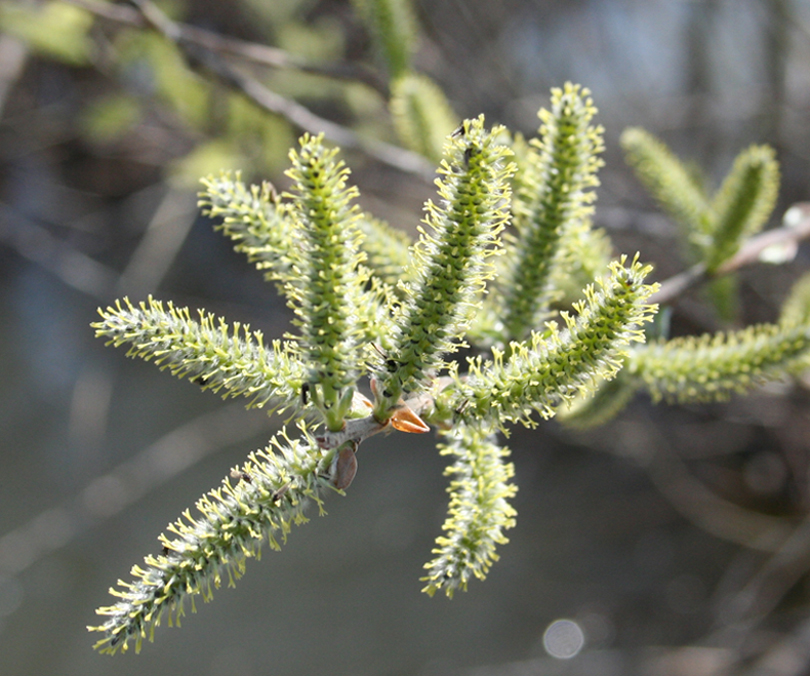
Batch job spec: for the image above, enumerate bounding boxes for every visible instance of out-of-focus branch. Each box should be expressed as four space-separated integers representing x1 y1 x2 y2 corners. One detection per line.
650 203 810 305
61 0 435 179
642 428 793 553
0 34 28 117
114 187 198 298
62 0 389 96
0 202 119 300
716 513 810 637
124 0 434 179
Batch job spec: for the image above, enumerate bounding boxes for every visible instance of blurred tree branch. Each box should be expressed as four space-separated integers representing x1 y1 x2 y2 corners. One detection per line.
0 402 275 577
651 203 810 305
61 0 435 179
63 0 389 95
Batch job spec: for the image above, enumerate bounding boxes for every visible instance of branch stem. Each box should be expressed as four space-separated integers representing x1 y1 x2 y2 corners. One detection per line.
651 202 810 305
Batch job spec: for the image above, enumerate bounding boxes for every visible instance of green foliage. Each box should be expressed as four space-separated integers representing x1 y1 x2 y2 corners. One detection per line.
549 221 613 308
16 0 802 657
621 129 781 324
556 369 639 430
351 0 417 78
198 173 296 285
390 72 458 163
89 69 810 654
0 1 93 65
79 94 143 144
621 128 780 272
91 94 667 652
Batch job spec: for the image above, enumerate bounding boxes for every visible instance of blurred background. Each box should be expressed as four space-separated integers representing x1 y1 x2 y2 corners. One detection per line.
2 0 810 674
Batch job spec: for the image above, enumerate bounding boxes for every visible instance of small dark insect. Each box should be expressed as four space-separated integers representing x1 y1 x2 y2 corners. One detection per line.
463 146 480 168
271 483 290 503
371 344 399 373
451 123 467 138
230 468 253 484
454 398 470 417
301 382 311 406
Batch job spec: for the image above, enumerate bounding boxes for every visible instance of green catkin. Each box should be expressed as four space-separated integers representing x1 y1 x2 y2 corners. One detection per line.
628 322 810 403
500 83 605 342
89 80 810 657
198 172 296 287
390 72 458 163
285 134 369 430
422 425 517 597
89 427 334 655
705 144 779 270
356 213 413 289
92 297 306 416
374 116 515 415
350 0 417 78
620 127 710 251
440 256 658 426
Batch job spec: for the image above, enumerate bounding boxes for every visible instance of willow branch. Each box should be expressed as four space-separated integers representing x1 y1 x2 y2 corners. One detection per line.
651 202 810 305
62 0 389 95
63 0 434 179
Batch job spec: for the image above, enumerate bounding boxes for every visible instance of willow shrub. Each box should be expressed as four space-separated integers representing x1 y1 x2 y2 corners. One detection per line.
89 84 810 654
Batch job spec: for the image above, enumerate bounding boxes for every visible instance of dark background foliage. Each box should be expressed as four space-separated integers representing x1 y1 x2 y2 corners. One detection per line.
2 1 810 674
